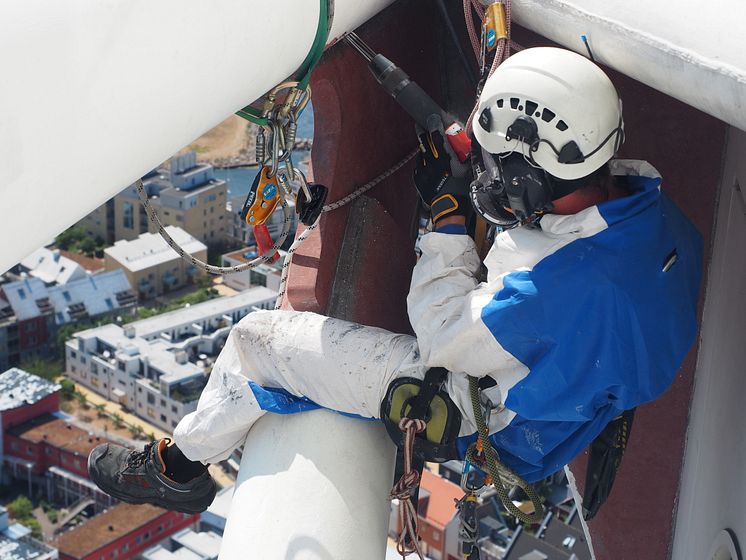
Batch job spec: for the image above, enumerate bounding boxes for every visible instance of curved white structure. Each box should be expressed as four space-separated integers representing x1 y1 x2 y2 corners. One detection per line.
511 0 746 132
2 0 746 272
0 0 395 274
221 410 396 560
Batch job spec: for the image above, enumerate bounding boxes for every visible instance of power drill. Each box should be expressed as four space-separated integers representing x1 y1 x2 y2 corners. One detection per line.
344 32 472 163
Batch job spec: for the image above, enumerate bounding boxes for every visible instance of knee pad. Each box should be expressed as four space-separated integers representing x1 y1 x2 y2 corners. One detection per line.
380 376 462 463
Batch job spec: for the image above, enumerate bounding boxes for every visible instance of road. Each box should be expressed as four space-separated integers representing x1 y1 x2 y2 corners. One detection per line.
72 383 235 489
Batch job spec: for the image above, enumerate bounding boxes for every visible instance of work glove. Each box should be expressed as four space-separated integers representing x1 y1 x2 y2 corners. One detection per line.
413 119 472 224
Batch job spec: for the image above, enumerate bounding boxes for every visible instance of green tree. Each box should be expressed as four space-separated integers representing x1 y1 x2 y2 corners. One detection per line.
59 379 75 400
112 413 124 429
55 227 86 250
78 236 97 256
94 403 106 418
17 356 63 382
7 496 33 520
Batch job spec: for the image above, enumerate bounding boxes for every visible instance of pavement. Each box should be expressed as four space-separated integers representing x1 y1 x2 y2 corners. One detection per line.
71 383 235 489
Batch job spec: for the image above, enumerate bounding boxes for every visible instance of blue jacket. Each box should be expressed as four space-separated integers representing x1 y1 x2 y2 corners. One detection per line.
408 160 703 481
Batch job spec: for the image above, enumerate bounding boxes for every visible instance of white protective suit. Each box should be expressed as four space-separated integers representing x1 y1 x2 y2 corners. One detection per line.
174 160 702 482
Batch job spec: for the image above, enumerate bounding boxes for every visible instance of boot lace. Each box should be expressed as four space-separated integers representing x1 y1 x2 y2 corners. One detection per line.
126 439 169 469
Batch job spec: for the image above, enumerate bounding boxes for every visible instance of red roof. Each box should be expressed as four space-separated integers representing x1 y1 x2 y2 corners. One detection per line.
419 469 463 529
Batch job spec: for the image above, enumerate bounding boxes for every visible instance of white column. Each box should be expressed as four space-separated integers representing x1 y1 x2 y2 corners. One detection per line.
220 409 396 560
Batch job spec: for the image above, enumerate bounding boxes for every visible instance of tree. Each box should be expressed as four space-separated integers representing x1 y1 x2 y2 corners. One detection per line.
112 413 124 429
7 496 33 520
17 356 62 382
94 403 106 418
59 379 75 400
55 227 85 250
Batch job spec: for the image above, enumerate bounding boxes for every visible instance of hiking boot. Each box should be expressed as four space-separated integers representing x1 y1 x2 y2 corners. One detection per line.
88 439 217 514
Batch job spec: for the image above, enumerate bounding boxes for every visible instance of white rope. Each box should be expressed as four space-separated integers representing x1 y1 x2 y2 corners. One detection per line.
135 179 293 275
137 149 418 309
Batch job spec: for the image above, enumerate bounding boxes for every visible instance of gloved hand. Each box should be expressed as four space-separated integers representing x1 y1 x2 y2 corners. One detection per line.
413 119 472 224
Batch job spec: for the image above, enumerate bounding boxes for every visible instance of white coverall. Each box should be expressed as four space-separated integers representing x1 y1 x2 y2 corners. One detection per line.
174 160 701 481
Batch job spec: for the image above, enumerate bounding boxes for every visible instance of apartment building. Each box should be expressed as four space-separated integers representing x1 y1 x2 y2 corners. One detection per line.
18 248 87 286
220 247 286 292
114 154 227 247
53 504 198 560
64 287 276 433
0 271 136 370
104 226 206 300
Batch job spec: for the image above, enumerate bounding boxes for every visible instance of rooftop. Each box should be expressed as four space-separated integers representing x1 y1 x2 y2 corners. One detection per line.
0 534 56 560
419 469 463 530
105 226 206 273
60 250 105 273
0 368 60 412
223 247 285 274
9 414 107 456
129 286 276 338
1 270 135 322
19 247 86 285
173 528 221 558
53 503 171 559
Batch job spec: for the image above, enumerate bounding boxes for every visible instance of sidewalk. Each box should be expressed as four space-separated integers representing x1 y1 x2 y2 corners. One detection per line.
72 383 235 489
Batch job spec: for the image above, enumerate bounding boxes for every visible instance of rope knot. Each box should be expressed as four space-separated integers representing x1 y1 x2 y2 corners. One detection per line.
399 417 427 434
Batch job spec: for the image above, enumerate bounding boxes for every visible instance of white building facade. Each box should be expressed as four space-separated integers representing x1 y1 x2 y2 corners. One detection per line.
64 287 276 432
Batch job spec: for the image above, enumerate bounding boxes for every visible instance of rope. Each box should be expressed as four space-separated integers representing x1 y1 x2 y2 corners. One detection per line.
273 148 418 309
135 179 292 275
466 375 544 524
463 0 513 136
390 418 427 560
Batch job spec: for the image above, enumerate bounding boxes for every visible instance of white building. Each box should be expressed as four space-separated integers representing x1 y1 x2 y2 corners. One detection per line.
64 287 276 432
104 226 207 300
18 248 87 286
220 247 285 293
143 528 222 560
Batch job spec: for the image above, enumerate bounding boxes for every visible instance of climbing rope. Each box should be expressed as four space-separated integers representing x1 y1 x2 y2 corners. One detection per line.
274 148 418 309
463 0 515 135
465 375 544 524
390 417 428 560
136 178 293 275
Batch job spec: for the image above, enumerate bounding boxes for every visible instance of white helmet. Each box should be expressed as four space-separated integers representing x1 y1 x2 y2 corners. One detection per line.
473 47 624 180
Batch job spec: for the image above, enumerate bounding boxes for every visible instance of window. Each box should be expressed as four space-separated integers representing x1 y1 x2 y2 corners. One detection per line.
105 298 113 309
17 288 25 300
91 362 98 374
118 361 126 372
160 414 167 422
70 350 77 359
143 531 150 541
172 420 178 428
160 399 166 407
171 405 177 413
121 544 128 553
63 291 71 302
123 202 134 229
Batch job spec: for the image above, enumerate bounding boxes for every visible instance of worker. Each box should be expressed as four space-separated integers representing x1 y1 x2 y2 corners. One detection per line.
87 47 702 515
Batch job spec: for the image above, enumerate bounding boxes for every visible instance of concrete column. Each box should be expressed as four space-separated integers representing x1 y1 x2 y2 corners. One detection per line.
219 410 396 560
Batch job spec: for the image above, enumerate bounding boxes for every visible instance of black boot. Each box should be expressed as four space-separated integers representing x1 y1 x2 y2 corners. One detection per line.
88 439 217 514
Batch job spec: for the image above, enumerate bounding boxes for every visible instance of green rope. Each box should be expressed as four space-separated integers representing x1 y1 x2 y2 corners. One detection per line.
236 0 328 124
466 375 545 525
